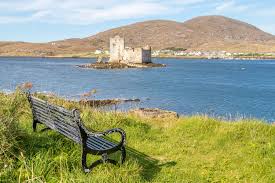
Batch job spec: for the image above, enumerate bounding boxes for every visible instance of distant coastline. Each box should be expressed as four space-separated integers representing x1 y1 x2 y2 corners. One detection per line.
1 54 275 60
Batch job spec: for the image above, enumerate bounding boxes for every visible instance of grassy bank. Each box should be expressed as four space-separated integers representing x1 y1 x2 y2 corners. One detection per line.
0 91 274 182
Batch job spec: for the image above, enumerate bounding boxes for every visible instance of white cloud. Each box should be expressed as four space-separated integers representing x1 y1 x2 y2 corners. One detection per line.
60 2 168 24
215 1 248 13
0 0 206 24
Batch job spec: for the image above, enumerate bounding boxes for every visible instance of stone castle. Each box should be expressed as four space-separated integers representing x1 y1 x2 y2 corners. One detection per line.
109 35 152 64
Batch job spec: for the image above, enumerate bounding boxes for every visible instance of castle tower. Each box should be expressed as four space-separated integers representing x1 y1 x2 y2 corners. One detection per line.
109 35 125 62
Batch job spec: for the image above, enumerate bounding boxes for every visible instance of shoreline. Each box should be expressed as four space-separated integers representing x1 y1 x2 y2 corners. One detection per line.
1 90 274 123
1 55 275 60
77 62 166 69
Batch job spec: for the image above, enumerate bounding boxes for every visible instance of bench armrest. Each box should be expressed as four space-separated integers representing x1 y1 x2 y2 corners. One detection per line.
89 128 126 146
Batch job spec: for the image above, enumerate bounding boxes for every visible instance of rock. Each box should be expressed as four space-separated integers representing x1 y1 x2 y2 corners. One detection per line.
129 108 179 119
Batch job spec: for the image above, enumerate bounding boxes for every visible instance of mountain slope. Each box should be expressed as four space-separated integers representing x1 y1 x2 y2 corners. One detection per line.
1 15 275 56
86 15 275 51
184 15 274 42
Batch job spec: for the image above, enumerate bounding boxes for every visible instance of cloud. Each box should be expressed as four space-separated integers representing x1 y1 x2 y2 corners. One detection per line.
61 2 168 24
0 0 205 24
215 1 248 13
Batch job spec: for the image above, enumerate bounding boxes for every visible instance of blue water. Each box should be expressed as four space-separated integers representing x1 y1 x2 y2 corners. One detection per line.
1 57 275 122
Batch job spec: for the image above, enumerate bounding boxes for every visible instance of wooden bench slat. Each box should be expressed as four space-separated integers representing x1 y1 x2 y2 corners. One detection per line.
32 104 77 128
33 110 81 142
86 140 105 150
87 140 110 150
35 114 56 129
89 137 115 150
33 111 56 127
31 97 73 116
87 136 116 149
55 126 81 143
31 97 73 117
32 102 73 120
86 141 114 151
35 112 81 140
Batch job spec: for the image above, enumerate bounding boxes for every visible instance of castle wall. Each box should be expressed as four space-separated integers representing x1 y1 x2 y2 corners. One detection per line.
122 48 143 64
109 36 124 62
142 49 151 63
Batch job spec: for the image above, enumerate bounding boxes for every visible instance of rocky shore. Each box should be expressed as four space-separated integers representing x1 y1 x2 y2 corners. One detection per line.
79 98 140 107
129 108 179 118
77 62 166 69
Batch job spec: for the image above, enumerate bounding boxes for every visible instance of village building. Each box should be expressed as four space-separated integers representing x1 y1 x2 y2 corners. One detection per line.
109 35 152 64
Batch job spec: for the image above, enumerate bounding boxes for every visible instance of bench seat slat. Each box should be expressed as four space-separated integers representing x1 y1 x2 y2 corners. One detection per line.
86 136 116 150
87 140 109 150
86 140 105 150
86 139 115 151
88 136 116 148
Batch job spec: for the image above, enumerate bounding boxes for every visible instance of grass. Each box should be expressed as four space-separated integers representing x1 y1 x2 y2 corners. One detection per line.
0 91 274 182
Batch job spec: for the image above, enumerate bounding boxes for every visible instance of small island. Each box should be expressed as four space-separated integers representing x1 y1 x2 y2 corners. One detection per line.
78 35 166 69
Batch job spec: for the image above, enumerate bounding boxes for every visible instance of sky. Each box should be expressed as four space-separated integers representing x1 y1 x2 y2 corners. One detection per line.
0 0 274 42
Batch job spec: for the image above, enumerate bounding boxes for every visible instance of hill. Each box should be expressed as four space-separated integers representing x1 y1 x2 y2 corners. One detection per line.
87 16 275 52
1 15 275 57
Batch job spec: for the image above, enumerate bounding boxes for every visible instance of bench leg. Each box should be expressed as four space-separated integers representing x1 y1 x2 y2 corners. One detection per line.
33 120 51 133
121 146 126 164
82 150 104 173
102 153 117 165
82 150 91 173
33 119 39 132
81 150 122 173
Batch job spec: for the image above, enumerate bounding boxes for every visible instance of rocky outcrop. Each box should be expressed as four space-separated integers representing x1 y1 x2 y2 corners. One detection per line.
80 98 140 107
129 108 179 119
77 62 166 69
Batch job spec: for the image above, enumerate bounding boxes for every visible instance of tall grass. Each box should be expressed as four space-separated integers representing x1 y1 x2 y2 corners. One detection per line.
0 91 274 182
0 90 28 178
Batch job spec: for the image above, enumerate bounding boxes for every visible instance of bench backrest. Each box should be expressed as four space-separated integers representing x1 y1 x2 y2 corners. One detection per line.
28 95 82 143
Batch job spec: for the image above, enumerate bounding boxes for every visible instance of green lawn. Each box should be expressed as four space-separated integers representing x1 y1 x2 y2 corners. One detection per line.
0 91 274 182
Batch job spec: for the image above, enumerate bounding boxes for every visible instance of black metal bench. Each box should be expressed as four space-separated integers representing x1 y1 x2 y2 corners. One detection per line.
26 93 126 173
